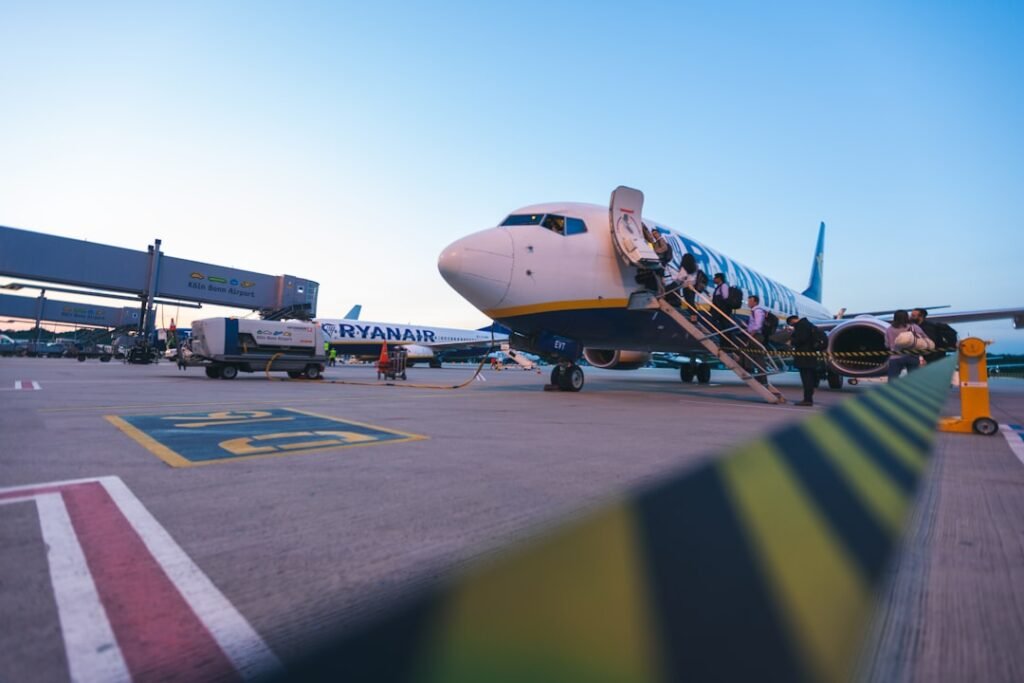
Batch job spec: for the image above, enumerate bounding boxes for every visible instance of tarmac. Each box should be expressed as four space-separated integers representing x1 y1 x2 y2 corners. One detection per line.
1 357 1023 682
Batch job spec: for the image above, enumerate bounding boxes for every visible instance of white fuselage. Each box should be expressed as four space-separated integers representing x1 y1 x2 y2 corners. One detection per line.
439 202 829 353
315 318 505 362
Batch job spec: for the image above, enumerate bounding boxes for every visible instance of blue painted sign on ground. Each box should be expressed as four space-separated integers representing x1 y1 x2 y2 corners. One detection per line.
107 408 425 467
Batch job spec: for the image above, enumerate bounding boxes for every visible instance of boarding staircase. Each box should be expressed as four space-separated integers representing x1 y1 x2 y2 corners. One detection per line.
628 287 786 404
607 185 785 404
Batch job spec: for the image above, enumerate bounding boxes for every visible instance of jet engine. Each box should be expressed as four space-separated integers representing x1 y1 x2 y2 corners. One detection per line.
826 316 889 377
582 348 651 370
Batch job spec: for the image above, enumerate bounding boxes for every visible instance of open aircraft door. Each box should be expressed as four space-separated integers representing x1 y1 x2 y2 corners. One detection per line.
609 186 660 270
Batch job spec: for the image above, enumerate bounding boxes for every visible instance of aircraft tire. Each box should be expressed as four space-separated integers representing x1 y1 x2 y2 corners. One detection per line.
429 359 442 368
77 355 87 363
220 365 238 380
550 366 561 386
697 364 712 384
680 366 695 383
827 371 844 390
558 364 585 392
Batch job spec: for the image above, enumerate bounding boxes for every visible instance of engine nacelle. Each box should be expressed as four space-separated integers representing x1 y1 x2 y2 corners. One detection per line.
402 344 436 362
582 348 651 370
826 316 889 377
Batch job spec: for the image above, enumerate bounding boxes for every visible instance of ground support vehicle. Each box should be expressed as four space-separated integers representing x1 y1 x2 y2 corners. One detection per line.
188 318 326 380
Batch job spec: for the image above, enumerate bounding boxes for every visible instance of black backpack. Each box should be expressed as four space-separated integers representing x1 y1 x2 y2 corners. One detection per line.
812 325 829 352
763 310 779 338
694 269 708 293
933 322 958 351
726 286 743 310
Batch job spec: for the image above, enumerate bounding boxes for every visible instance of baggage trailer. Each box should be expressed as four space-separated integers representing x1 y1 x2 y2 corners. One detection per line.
189 318 326 380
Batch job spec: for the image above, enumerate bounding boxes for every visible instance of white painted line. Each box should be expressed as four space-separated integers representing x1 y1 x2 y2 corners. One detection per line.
0 476 114 494
32 381 41 390
35 493 132 683
14 380 22 390
1000 425 1024 467
100 477 283 679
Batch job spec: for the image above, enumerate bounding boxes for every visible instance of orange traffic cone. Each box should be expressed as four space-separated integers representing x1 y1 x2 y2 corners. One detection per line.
378 342 389 366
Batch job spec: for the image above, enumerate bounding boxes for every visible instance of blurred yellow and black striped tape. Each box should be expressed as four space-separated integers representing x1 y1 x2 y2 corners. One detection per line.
270 358 955 683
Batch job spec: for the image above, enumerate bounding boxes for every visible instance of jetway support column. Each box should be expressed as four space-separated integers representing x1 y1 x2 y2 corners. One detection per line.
140 239 162 335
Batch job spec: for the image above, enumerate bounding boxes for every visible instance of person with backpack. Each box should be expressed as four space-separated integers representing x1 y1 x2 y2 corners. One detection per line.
911 308 957 364
885 309 928 379
746 295 768 342
787 314 826 406
710 273 740 340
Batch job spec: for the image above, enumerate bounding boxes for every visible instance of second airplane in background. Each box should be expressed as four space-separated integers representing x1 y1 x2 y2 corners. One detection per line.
316 310 506 367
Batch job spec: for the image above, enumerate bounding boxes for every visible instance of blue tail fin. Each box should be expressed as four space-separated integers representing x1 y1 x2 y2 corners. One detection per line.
344 305 362 320
802 222 825 303
477 322 510 335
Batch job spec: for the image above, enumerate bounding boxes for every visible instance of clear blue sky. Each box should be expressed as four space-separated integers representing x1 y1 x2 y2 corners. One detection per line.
1 2 1022 349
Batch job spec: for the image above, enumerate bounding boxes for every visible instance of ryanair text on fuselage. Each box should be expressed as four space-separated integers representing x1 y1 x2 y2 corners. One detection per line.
321 323 437 343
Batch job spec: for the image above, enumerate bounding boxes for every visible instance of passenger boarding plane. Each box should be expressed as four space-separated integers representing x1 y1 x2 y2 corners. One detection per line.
438 186 1023 392
315 312 506 368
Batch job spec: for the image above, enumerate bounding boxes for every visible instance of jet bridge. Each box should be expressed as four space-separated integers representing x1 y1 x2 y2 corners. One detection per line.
0 292 141 328
0 225 319 334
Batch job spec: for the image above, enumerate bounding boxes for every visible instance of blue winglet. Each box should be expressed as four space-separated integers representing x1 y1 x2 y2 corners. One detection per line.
801 222 825 303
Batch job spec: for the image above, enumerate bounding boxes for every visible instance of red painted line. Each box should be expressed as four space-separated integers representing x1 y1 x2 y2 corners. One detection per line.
620 208 634 214
63 483 241 682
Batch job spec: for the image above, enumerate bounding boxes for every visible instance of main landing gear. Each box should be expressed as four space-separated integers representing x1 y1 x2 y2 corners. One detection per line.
680 361 711 384
550 363 585 392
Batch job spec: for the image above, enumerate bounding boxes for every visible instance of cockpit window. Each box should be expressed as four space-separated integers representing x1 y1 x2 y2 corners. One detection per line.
565 217 587 235
501 214 544 226
501 213 587 236
542 214 566 235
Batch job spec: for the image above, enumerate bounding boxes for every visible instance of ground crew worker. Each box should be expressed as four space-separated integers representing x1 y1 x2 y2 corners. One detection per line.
787 314 820 406
329 347 338 366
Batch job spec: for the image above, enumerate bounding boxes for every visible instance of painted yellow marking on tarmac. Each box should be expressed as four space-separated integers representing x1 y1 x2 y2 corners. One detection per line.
175 417 295 429
104 415 193 468
722 440 871 683
162 410 274 421
219 430 378 456
802 418 908 534
284 407 428 441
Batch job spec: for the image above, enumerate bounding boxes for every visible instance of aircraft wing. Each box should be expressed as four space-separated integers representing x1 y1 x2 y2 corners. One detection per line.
832 306 1024 328
925 307 1024 327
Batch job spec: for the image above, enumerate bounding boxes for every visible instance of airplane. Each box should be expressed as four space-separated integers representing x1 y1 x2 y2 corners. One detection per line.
438 186 1024 392
315 313 507 368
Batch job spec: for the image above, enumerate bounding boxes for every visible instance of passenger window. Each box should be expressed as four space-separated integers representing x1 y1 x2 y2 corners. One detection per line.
565 218 587 235
501 214 545 226
542 214 566 235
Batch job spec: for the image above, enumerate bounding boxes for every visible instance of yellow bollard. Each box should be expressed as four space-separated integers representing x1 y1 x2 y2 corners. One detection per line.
938 337 999 435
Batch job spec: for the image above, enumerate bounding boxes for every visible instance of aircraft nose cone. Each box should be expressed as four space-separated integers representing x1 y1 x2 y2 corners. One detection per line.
438 228 514 312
